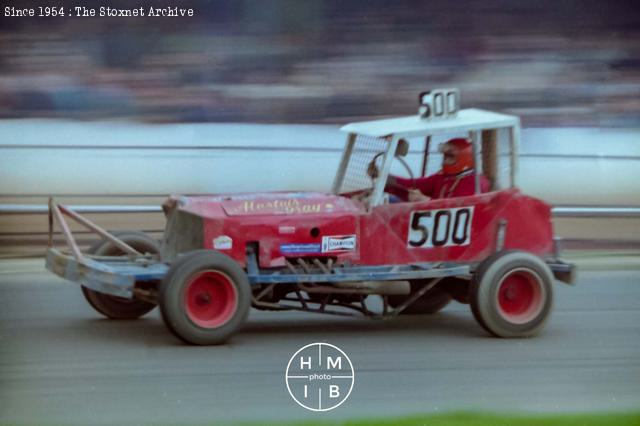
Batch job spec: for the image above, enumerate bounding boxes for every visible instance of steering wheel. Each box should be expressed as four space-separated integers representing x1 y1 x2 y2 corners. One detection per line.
369 152 415 189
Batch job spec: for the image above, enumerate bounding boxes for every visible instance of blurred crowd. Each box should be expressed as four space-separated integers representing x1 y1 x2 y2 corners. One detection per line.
0 0 638 126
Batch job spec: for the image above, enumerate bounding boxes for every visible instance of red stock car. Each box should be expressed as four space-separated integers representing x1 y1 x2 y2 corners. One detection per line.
46 89 575 345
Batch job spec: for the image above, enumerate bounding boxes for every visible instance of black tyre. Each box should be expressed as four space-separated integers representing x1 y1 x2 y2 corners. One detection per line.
388 280 452 315
470 250 554 338
159 250 251 345
81 231 159 320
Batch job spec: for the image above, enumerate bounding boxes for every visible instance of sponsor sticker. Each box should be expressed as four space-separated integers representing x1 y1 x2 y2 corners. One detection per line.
280 243 321 254
321 235 356 253
213 235 233 250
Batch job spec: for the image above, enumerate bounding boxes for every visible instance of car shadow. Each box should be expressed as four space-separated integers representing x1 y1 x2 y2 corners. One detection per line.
64 314 181 346
241 309 486 339
58 306 487 348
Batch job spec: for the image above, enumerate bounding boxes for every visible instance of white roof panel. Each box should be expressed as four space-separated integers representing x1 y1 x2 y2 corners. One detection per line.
340 108 519 138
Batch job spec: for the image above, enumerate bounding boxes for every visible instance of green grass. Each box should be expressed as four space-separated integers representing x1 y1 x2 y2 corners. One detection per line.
235 412 640 426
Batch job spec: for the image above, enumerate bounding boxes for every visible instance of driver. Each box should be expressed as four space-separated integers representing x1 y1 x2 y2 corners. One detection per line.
368 138 490 202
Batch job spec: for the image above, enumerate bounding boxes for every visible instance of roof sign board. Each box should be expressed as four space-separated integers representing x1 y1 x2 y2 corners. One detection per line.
340 108 519 139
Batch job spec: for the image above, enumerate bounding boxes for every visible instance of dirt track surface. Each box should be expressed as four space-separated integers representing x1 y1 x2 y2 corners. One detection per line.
1 260 639 425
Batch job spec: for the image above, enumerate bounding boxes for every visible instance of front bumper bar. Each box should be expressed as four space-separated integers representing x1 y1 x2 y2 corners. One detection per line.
45 248 169 298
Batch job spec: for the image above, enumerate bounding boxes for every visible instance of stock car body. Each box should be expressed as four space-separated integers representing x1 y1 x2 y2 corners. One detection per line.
46 89 575 345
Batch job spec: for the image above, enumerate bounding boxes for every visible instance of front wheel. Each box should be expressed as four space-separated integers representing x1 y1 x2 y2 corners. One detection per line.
82 231 160 319
159 250 251 345
470 250 554 338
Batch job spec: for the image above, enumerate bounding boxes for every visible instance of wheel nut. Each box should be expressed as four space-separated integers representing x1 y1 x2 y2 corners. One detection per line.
196 293 211 305
505 288 516 300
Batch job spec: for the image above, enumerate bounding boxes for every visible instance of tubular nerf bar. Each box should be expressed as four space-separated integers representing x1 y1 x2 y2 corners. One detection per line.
47 197 142 262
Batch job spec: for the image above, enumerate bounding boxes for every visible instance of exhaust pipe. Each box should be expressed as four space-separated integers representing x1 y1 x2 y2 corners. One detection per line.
300 280 410 296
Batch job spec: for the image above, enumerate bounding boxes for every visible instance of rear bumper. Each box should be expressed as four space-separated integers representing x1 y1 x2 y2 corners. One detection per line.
547 260 577 285
45 248 168 298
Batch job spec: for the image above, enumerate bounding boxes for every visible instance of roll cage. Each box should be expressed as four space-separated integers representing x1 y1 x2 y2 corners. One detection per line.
331 108 521 209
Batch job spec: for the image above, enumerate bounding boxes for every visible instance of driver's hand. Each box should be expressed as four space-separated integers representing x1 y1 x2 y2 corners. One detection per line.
407 188 429 202
367 160 379 179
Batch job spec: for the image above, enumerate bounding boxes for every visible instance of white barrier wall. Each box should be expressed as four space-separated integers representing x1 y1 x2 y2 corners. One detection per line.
1 120 639 207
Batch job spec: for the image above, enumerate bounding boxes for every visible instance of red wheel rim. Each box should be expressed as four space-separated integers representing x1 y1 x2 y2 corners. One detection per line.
496 268 545 324
184 270 237 328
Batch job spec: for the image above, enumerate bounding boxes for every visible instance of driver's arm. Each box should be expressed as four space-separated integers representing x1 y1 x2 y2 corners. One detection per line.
387 174 437 201
367 161 433 201
384 174 409 200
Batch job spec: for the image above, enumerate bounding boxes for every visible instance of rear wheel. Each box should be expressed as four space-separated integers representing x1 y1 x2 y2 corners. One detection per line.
159 250 251 345
388 279 452 315
470 250 554 338
81 231 159 320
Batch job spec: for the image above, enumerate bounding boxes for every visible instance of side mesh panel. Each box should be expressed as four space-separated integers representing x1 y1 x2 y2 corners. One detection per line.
339 134 388 193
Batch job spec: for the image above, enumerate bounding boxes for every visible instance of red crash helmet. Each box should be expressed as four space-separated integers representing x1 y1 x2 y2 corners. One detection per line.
439 138 474 175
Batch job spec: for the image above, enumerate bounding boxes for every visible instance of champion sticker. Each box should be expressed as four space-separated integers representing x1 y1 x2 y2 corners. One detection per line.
321 235 356 253
213 235 233 250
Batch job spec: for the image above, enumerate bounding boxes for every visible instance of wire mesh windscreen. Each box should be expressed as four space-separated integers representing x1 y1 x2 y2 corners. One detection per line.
337 134 389 193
